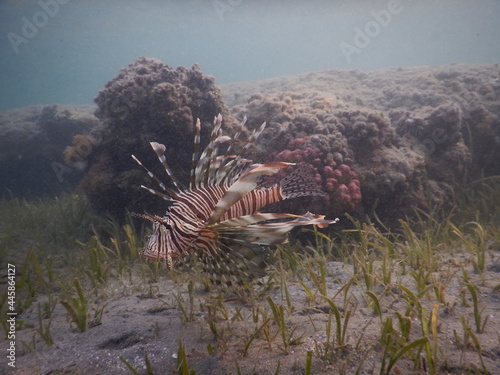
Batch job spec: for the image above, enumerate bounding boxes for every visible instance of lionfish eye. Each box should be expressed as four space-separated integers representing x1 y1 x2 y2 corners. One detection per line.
159 220 172 230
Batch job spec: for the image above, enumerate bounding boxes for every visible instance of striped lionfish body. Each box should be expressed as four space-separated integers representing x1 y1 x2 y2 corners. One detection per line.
132 114 337 286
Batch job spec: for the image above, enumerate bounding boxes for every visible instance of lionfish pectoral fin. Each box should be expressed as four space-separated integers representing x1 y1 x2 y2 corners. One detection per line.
200 241 269 287
206 162 294 225
214 212 338 245
300 212 340 227
201 212 337 287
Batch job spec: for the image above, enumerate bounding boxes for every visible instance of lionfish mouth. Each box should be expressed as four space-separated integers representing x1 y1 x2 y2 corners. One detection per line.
131 114 338 288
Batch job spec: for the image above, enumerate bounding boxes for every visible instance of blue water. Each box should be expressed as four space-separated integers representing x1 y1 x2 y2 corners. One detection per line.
0 0 499 111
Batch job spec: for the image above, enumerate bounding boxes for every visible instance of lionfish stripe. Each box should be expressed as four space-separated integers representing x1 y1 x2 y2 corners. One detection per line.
175 185 226 221
142 224 171 264
221 187 283 221
207 162 293 225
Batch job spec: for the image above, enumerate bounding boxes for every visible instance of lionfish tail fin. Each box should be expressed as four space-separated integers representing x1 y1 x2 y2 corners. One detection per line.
280 164 327 200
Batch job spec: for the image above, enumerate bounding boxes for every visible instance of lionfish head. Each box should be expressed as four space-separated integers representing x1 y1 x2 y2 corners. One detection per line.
133 213 176 268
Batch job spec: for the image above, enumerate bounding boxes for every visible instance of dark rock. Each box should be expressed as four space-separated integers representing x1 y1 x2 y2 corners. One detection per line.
0 105 97 199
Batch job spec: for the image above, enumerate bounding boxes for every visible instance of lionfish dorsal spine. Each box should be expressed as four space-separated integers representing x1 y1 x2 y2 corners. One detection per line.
189 118 202 190
150 141 185 192
131 154 177 201
223 116 246 157
216 117 264 187
245 121 266 151
193 114 224 188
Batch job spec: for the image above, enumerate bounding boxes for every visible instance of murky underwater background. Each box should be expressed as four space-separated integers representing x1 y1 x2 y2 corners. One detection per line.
0 0 499 111
1 2 500 374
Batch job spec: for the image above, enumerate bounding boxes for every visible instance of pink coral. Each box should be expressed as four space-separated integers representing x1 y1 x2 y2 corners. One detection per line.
274 145 361 213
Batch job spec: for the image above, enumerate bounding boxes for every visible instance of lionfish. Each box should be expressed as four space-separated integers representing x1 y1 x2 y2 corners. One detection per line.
131 114 337 287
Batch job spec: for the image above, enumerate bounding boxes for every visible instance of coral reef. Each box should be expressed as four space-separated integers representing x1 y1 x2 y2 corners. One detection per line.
230 93 398 219
223 63 499 225
78 57 234 218
394 103 471 184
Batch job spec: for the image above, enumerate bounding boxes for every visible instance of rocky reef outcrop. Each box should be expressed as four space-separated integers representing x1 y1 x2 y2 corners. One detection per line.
223 64 499 225
77 57 233 218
